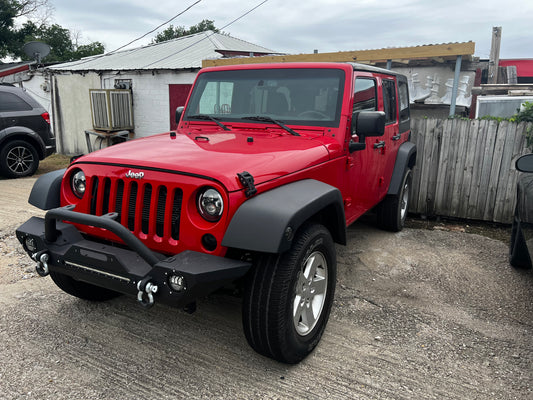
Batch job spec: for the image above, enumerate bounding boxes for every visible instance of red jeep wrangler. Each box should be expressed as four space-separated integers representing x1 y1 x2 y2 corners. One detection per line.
17 62 415 363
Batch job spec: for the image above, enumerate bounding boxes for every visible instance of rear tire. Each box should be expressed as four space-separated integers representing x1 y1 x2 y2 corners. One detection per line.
0 140 39 178
50 271 121 301
242 223 336 363
377 168 412 232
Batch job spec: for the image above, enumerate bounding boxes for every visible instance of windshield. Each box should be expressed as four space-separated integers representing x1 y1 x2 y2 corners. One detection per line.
184 68 346 128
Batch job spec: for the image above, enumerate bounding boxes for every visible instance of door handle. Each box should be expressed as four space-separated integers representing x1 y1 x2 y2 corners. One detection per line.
392 133 402 141
373 141 385 149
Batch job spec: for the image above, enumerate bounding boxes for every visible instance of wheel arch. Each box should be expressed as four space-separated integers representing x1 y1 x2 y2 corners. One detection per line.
387 141 417 196
222 179 346 254
0 128 46 159
28 168 66 210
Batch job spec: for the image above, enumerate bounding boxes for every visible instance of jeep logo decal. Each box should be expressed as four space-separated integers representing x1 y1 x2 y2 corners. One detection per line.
125 170 144 179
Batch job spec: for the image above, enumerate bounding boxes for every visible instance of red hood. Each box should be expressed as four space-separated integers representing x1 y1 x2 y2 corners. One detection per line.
77 129 335 191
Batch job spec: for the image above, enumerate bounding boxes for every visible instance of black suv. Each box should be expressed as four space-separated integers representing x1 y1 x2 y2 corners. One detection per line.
0 83 56 178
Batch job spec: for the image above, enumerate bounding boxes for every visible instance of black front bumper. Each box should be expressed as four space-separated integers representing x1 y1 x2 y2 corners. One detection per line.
16 207 251 308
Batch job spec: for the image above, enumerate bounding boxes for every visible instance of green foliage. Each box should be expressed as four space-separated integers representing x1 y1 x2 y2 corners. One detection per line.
478 101 533 123
152 19 218 43
1 0 104 62
448 102 533 150
0 0 19 58
515 101 533 123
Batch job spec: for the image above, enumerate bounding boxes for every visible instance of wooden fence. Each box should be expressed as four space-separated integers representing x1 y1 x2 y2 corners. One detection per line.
408 118 533 224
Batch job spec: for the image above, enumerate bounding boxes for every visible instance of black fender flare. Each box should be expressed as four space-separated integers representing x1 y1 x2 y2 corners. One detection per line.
28 169 66 210
0 126 46 159
222 179 346 254
387 142 417 196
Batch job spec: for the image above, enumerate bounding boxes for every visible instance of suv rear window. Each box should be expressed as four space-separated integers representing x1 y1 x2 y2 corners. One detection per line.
0 92 33 112
382 79 397 124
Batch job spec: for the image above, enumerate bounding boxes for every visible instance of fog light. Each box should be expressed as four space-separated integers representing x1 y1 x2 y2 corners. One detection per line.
25 236 37 252
168 274 187 292
202 234 217 251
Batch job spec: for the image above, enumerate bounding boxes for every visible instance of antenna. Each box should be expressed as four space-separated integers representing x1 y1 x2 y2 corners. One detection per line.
22 41 51 64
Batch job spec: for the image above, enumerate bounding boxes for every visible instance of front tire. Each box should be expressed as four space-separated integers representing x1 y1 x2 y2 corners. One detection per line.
0 140 39 178
242 223 336 364
50 271 121 301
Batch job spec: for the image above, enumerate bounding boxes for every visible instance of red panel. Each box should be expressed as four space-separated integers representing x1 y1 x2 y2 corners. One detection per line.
0 64 29 77
499 59 533 77
169 84 192 131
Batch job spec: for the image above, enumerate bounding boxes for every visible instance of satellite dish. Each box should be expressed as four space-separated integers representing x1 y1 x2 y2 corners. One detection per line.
23 41 51 63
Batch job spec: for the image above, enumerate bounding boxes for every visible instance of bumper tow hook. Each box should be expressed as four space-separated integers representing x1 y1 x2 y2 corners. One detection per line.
137 279 158 308
33 252 50 277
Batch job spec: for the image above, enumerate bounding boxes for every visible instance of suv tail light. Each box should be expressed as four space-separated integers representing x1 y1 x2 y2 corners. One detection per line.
41 112 50 124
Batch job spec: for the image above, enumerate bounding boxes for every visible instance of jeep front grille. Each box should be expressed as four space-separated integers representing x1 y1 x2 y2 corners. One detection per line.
88 176 182 241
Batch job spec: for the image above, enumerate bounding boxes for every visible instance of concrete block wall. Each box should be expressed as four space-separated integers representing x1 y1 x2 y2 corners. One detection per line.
101 71 198 138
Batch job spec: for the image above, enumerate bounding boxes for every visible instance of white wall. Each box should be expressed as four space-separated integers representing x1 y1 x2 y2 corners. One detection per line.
20 72 52 113
100 70 197 138
51 69 198 154
51 72 100 154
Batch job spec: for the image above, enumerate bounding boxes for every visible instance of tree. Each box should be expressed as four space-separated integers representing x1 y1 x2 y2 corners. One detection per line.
152 19 218 44
0 0 20 58
1 0 104 62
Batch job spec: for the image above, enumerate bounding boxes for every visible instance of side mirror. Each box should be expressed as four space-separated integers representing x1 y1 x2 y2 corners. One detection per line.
175 106 185 125
349 111 386 153
355 111 385 137
516 154 533 173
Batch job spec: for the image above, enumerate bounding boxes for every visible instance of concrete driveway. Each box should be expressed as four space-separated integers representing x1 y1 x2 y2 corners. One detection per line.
0 177 531 399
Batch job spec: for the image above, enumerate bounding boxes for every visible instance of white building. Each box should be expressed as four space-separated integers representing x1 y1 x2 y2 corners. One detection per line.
48 31 276 154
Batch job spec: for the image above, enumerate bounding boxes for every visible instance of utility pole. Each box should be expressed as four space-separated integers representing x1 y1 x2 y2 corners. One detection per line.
488 27 502 84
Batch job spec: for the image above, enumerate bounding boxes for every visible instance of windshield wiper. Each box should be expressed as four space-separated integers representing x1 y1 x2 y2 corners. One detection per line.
242 116 300 136
188 114 231 131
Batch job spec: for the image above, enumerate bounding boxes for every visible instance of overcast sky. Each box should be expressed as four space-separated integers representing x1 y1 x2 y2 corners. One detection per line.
50 0 531 60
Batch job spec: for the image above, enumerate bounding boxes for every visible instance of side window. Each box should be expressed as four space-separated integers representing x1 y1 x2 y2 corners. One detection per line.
0 92 32 112
398 79 410 123
382 79 397 124
353 78 377 112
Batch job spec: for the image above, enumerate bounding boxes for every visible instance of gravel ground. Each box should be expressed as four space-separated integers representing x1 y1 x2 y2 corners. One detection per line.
0 177 531 399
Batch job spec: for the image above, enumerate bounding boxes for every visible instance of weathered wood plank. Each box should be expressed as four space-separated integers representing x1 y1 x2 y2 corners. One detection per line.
434 119 454 215
450 119 470 218
415 119 431 214
493 122 517 222
483 120 506 221
408 119 421 212
425 119 443 216
409 118 531 224
466 119 485 217
475 120 497 220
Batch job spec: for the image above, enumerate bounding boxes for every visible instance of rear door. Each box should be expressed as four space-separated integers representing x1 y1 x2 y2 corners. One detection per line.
345 74 389 222
381 78 400 196
0 90 34 130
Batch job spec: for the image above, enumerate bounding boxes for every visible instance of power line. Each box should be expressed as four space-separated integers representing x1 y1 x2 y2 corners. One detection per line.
51 0 202 69
141 0 270 68
107 0 202 55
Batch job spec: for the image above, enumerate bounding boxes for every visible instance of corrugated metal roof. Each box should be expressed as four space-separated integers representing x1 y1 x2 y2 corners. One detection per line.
49 31 275 72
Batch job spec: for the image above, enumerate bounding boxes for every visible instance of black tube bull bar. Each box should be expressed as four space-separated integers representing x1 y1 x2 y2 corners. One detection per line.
17 206 251 309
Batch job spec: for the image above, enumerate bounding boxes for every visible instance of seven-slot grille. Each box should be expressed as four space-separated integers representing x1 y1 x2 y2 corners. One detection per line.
88 176 182 240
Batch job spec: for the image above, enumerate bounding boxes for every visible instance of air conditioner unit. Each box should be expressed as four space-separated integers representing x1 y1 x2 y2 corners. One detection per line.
90 89 134 131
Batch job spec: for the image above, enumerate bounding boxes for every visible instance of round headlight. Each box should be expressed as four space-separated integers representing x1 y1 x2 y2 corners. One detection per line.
71 169 86 198
197 188 224 222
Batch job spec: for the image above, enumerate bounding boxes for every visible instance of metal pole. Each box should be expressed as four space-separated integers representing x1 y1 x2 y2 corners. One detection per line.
386 59 392 70
449 55 462 117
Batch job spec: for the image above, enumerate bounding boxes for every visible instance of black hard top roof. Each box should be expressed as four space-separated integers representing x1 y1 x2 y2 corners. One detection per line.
348 62 407 80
